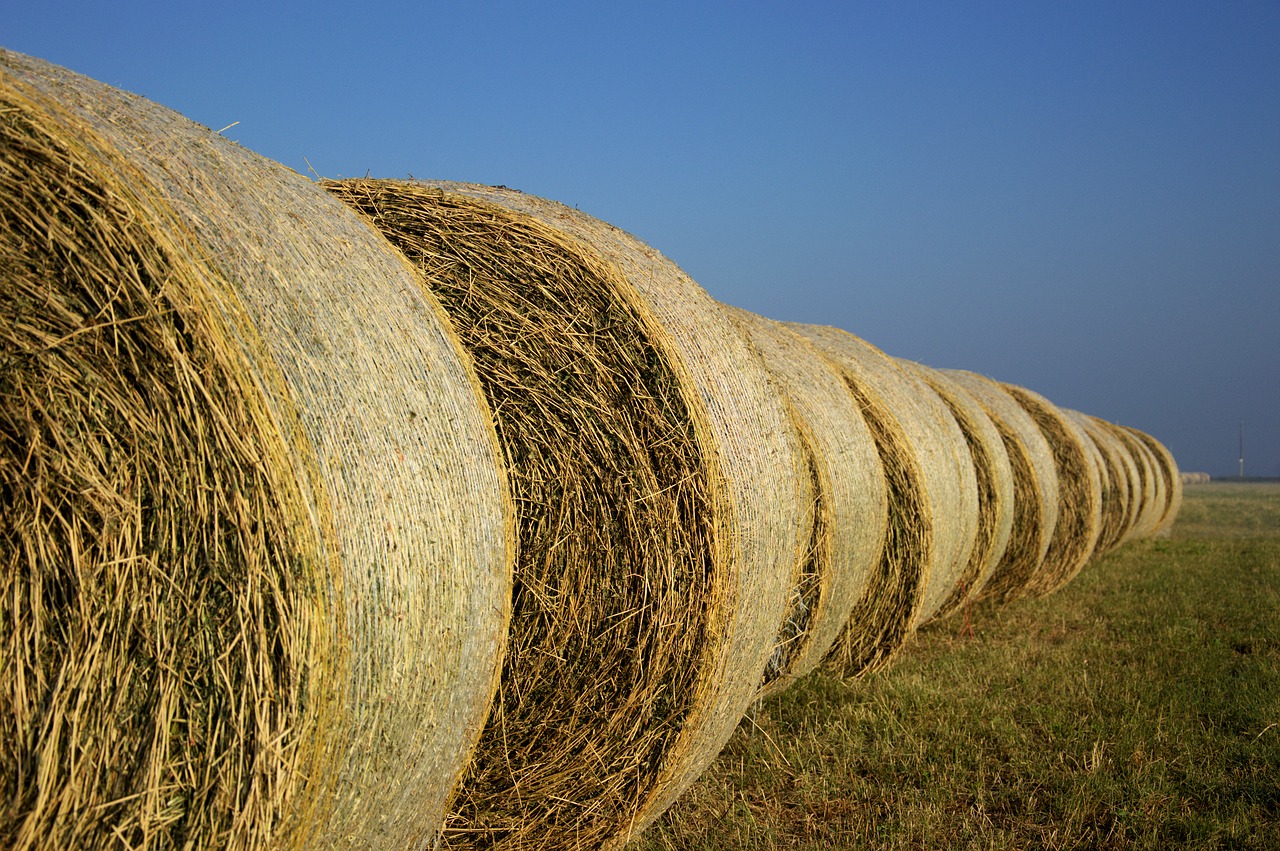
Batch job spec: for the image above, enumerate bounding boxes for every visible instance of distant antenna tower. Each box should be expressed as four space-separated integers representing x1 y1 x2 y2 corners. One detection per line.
1239 419 1245 478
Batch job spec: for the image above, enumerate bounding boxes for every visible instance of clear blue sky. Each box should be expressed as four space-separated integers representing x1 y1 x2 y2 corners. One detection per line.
7 1 1278 477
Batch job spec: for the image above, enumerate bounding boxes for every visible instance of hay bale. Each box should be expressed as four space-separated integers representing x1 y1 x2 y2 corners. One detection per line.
789 326 978 669
723 308 888 696
1101 421 1164 541
898 361 1016 619
943 371 1060 603
999 383 1103 593
1 51 511 850
1122 427 1183 536
1064 411 1135 557
323 180 804 849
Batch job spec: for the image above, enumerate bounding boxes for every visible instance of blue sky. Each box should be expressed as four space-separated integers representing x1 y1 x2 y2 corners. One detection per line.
7 1 1278 476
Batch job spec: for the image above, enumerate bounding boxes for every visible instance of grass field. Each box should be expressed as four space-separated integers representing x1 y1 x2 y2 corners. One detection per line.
638 482 1280 850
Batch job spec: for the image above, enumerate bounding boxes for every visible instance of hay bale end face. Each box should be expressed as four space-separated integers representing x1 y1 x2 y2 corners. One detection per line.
1123 426 1182 535
724 308 888 696
942 370 1060 604
787 325 978 672
1 51 510 850
999 383 1103 594
898 360 1015 619
1065 410 1135 558
324 179 803 850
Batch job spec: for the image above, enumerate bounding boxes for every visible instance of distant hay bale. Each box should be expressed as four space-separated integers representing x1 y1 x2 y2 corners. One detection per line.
790 326 978 671
723 308 888 696
1000 384 1103 593
943 371 1060 603
1122 427 1182 535
324 180 803 850
1064 411 1135 557
1181 471 1211 485
897 360 1015 620
1 51 510 850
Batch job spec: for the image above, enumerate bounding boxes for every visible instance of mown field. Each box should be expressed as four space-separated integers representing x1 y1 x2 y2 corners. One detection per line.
638 482 1280 850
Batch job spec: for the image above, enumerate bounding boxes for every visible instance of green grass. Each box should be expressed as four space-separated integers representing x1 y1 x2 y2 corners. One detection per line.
637 483 1280 850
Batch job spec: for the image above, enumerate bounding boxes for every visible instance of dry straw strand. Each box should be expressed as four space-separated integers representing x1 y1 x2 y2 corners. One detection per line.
2 51 510 851
324 179 803 850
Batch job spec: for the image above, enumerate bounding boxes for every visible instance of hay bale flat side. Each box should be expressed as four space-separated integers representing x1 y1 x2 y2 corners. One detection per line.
788 325 972 671
943 370 1060 603
1123 426 1183 535
1000 383 1103 594
899 361 1015 619
1065 410 1134 557
1 52 510 850
796 329 978 627
724 308 888 697
325 180 804 850
1100 420 1163 542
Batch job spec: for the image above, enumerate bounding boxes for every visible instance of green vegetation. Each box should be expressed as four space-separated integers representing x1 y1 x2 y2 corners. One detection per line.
639 483 1280 850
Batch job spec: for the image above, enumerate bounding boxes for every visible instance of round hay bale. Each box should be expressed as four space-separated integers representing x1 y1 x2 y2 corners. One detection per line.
323 180 803 850
790 325 979 669
1101 421 1164 541
723 308 888 697
943 370 1060 603
898 360 1016 619
1 51 510 850
1122 426 1183 536
999 383 1103 593
1065 411 1135 557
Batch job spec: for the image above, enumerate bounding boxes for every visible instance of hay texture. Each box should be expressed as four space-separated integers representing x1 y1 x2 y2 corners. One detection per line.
943 370 1060 603
898 360 1015 619
1 52 511 850
324 180 803 850
1099 420 1163 543
724 308 887 696
1000 383 1103 594
1064 411 1135 557
790 325 978 671
1123 427 1182 536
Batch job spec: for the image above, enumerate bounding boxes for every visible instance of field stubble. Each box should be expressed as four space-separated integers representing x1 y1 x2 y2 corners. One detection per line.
638 483 1280 850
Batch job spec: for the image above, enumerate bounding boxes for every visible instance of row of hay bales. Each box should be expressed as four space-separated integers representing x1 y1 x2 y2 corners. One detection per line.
0 50 1182 851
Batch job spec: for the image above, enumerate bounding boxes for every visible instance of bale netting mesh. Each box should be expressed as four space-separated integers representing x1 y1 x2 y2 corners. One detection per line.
943 370 1060 603
1065 410 1134 557
324 179 804 850
0 52 511 851
1124 426 1182 536
724 308 887 697
1000 383 1103 594
787 325 974 673
897 360 1015 621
